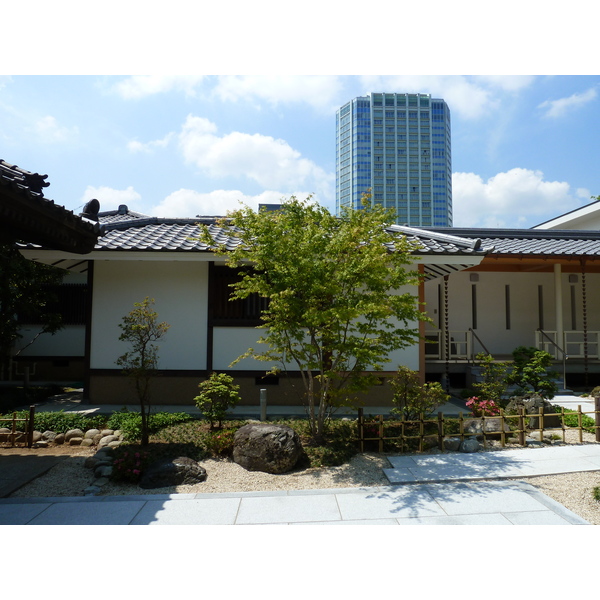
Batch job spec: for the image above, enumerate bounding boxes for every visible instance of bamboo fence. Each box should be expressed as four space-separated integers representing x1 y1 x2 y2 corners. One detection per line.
356 397 600 453
0 405 36 448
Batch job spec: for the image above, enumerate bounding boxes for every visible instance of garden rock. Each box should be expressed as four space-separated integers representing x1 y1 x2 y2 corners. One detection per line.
459 438 481 453
139 456 207 489
84 429 101 439
69 437 83 446
95 465 113 478
99 435 119 447
42 431 57 441
54 433 65 444
505 394 561 428
444 437 461 452
233 423 303 474
65 429 85 442
463 418 511 435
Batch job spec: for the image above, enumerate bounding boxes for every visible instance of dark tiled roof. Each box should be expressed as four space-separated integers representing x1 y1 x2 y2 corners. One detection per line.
98 208 154 224
427 227 600 257
97 213 242 252
0 159 104 253
93 212 493 257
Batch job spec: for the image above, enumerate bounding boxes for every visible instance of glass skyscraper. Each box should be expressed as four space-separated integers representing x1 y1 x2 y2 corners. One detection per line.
336 92 452 227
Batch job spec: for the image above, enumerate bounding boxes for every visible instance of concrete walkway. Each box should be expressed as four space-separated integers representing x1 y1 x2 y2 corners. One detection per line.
1 444 598 525
0 477 591 526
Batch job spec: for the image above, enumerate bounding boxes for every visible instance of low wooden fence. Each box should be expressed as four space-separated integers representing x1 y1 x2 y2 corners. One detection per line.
357 398 600 453
0 405 36 448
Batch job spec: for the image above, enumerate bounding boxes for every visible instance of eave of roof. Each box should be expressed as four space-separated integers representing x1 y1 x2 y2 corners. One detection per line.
426 227 600 258
0 159 104 254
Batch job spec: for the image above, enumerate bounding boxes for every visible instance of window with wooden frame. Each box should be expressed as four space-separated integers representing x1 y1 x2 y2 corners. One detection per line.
209 264 269 326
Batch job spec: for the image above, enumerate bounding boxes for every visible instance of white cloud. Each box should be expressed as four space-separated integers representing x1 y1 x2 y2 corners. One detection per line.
112 75 207 99
358 75 496 120
30 115 78 143
538 87 598 118
149 189 299 218
213 75 344 112
127 133 174 153
474 75 536 92
359 75 538 120
452 168 579 227
81 185 143 213
178 115 334 196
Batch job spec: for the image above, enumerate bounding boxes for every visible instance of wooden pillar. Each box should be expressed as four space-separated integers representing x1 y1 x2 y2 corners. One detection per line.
553 263 563 354
418 264 426 385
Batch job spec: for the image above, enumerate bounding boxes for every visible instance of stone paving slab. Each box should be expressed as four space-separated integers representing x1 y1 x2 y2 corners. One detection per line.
384 444 600 484
0 481 589 525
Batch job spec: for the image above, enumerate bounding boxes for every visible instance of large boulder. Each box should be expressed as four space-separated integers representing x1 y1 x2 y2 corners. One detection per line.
463 417 511 436
233 423 303 474
505 394 561 428
139 456 207 489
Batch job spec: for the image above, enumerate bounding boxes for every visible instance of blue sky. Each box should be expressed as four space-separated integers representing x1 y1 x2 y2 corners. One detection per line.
2 6 598 230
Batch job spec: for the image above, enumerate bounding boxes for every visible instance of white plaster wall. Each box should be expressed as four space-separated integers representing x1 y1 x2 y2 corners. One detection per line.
212 282 421 373
212 327 276 371
90 260 208 370
424 271 600 356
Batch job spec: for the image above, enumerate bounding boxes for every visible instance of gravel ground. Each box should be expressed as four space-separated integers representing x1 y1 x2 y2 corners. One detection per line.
5 432 600 525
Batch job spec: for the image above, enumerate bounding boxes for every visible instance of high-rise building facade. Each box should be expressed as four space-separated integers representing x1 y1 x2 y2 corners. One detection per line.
336 92 452 227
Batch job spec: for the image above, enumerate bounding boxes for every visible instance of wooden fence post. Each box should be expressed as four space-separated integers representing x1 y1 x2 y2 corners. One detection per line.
437 412 444 451
578 405 583 444
27 405 35 448
595 396 600 443
10 411 17 447
357 408 364 453
518 407 525 446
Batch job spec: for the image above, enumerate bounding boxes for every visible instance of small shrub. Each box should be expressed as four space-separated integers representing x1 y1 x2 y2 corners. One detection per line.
465 396 501 417
560 407 596 433
300 419 357 467
202 428 237 457
107 410 196 441
194 372 241 429
107 411 144 440
472 353 510 405
507 346 559 399
0 410 107 434
593 486 600 503
41 411 107 433
111 448 151 484
389 366 449 421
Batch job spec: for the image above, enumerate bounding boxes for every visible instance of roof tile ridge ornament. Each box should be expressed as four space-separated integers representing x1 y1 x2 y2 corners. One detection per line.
386 223 494 252
0 159 50 195
80 198 100 222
